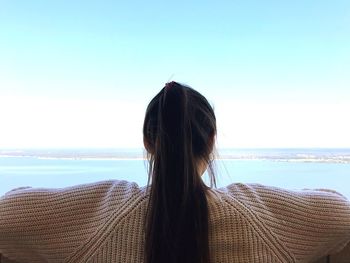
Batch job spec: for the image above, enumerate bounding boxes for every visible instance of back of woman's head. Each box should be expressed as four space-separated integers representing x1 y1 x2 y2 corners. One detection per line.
143 81 217 263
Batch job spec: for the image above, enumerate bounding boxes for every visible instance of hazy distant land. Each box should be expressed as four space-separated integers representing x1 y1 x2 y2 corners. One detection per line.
1 149 350 163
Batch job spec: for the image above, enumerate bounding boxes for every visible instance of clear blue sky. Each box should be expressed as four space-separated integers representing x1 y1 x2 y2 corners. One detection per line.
0 1 349 148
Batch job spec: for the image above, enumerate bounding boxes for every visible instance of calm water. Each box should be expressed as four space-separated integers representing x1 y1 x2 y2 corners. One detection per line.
1 154 350 198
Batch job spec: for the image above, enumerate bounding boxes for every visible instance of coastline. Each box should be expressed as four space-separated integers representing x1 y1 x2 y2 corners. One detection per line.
1 148 350 163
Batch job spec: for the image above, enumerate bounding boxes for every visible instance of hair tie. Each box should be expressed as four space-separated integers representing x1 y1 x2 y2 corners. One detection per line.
165 81 176 89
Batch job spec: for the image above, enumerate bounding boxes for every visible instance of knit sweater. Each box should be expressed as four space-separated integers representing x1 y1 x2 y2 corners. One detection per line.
0 180 349 263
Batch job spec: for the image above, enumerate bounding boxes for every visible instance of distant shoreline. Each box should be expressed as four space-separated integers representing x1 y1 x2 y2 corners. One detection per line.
1 148 350 163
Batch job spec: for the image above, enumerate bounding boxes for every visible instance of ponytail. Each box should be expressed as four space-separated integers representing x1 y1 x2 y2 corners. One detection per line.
143 82 216 263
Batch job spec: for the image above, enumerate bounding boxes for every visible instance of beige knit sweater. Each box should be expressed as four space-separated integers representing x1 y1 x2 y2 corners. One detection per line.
0 180 350 263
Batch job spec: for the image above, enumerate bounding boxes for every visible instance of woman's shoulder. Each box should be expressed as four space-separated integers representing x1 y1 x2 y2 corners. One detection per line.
0 179 146 233
214 182 350 221
216 182 349 205
212 183 350 234
2 179 144 199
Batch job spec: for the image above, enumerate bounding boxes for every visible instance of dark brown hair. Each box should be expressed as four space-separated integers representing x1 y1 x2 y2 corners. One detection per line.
143 82 217 263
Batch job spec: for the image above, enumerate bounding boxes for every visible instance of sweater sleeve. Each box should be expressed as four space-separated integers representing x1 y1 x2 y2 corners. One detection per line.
0 180 142 263
223 183 350 263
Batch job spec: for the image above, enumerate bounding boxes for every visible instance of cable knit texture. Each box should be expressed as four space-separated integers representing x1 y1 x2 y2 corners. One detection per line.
0 180 350 263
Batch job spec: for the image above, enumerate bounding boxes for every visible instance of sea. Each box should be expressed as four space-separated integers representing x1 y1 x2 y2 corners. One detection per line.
1 148 350 199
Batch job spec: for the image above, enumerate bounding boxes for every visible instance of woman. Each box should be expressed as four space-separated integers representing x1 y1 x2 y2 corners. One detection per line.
0 81 349 263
